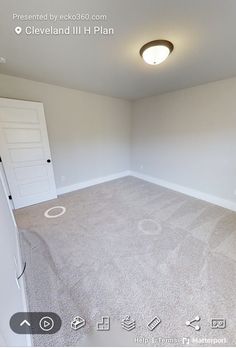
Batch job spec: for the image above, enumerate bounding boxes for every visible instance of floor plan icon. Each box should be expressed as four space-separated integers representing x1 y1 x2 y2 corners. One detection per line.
121 316 136 331
97 316 110 331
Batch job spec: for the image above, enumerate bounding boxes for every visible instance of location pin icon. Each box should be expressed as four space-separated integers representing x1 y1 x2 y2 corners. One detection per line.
15 26 22 34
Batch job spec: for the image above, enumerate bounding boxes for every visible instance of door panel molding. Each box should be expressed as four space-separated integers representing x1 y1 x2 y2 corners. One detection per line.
0 98 57 209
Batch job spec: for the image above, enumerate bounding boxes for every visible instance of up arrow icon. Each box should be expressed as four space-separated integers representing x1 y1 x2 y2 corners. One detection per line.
20 320 31 327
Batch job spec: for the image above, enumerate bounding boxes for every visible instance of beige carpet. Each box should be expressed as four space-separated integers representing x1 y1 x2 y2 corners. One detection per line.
15 176 236 346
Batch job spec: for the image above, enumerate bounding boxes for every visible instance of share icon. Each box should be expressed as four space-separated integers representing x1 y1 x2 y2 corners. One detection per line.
186 316 201 331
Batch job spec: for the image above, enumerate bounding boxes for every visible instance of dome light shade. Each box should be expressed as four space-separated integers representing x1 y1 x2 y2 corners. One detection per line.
140 40 174 65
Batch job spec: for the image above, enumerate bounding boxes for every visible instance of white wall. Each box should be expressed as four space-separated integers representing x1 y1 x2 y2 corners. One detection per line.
0 74 131 190
0 172 29 346
131 77 236 207
1 73 236 210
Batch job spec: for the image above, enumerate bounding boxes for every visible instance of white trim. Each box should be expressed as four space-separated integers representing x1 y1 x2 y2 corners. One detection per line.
57 170 131 195
57 169 236 212
16 229 32 347
130 171 236 212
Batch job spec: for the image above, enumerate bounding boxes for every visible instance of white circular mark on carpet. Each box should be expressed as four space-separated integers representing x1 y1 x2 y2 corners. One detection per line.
138 218 162 235
44 206 66 219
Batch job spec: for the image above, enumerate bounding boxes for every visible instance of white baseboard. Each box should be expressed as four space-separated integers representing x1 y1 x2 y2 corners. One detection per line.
57 169 236 212
57 170 131 195
130 171 236 212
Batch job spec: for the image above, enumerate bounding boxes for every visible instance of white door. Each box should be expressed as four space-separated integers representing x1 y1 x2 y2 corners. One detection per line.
0 98 57 209
0 172 30 346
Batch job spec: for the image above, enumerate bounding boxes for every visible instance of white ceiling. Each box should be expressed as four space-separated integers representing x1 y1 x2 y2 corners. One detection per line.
1 0 236 100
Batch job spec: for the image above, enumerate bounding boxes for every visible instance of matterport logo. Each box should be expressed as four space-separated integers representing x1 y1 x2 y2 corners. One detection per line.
191 337 227 345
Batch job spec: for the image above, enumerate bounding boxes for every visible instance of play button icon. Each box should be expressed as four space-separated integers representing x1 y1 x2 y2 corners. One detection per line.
10 312 61 334
39 316 54 332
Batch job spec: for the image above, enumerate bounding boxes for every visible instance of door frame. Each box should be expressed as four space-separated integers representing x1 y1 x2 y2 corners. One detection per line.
0 160 14 209
0 171 31 346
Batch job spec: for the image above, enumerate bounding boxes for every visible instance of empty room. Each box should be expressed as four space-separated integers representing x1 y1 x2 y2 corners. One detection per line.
0 0 236 347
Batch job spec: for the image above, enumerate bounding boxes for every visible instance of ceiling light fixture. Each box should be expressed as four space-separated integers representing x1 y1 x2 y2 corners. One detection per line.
140 40 174 65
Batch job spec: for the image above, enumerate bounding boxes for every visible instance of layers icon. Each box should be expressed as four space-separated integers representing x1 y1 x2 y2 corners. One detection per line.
121 316 136 331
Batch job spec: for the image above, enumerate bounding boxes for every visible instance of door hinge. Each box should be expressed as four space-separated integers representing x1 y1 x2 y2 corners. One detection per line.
8 195 12 200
